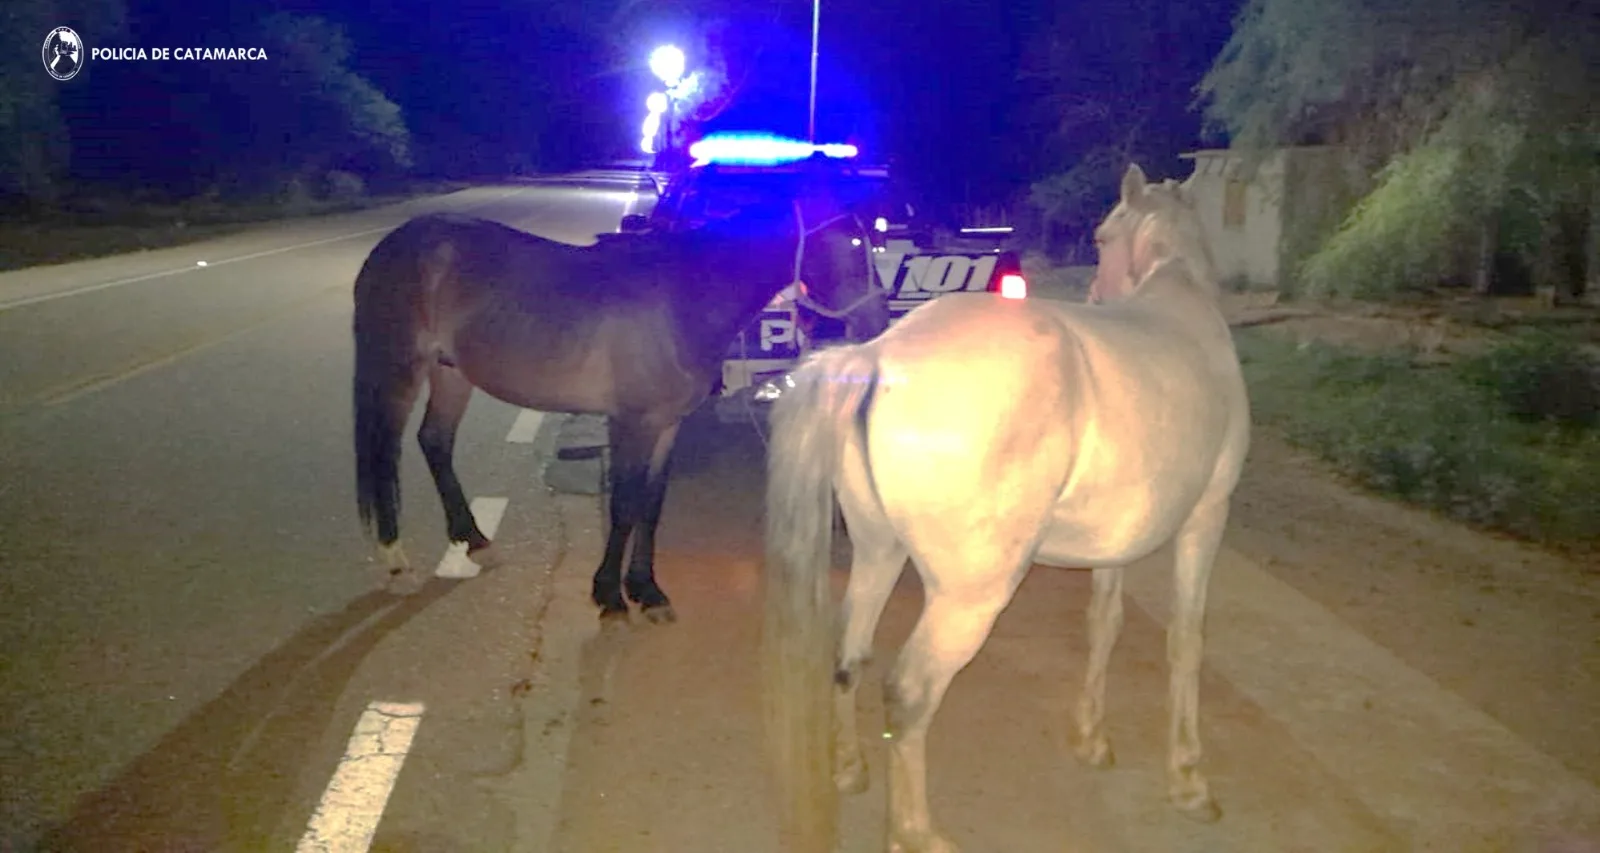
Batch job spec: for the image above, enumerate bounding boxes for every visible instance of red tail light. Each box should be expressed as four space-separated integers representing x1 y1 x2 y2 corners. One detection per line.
999 273 1027 299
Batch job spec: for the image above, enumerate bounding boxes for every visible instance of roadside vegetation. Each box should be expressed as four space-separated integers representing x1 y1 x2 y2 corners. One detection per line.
1236 325 1599 551
2 5 454 271
1191 0 1600 553
0 177 468 272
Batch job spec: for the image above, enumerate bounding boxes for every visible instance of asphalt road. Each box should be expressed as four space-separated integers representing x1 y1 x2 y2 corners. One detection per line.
521 413 1600 853
3 171 1598 853
0 173 653 851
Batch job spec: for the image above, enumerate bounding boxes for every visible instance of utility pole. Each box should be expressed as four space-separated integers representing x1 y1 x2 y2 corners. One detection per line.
808 0 820 143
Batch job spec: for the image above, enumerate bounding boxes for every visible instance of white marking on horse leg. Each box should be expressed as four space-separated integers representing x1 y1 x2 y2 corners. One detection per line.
376 540 430 596
1076 565 1125 768
1166 500 1228 822
883 587 1016 853
833 533 907 795
505 409 545 444
377 541 410 571
295 700 424 853
435 497 509 579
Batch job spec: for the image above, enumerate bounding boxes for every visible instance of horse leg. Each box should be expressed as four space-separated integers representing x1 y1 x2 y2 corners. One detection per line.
623 421 680 623
417 364 497 564
590 415 663 620
883 576 1023 853
1074 565 1125 768
363 362 425 590
833 468 908 795
1165 498 1228 823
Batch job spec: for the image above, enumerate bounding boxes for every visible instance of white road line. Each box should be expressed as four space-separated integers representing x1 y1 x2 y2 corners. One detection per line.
505 409 546 443
0 225 394 312
434 497 509 579
295 700 425 853
0 187 526 313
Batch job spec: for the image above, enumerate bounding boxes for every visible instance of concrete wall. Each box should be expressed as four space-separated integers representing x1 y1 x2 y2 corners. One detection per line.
1180 146 1367 292
1180 148 1287 289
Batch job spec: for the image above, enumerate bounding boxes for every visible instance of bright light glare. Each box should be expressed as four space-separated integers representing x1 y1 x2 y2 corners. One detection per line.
687 132 859 166
999 273 1027 300
649 45 685 87
671 72 699 100
640 110 662 154
873 216 888 233
646 92 668 114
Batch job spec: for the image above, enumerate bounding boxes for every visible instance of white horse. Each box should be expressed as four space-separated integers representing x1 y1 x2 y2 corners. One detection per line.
761 163 1251 852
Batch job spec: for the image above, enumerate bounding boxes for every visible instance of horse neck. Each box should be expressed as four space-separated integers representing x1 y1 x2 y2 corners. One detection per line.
669 231 796 359
1133 219 1221 303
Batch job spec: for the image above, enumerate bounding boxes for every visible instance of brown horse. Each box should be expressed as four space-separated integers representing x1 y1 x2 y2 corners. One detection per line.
353 188 890 621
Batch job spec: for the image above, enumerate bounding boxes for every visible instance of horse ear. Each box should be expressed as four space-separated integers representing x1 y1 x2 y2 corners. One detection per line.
1121 164 1149 207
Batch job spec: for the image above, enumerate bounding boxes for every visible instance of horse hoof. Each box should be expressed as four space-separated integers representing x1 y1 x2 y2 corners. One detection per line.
642 604 677 624
597 604 630 623
889 831 960 853
1075 736 1115 769
1173 792 1222 824
383 566 429 597
467 542 503 569
834 761 868 795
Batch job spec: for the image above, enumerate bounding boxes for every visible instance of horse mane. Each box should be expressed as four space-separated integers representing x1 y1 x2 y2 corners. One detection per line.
1126 176 1222 301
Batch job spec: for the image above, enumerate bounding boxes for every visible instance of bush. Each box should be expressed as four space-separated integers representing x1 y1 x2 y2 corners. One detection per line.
323 170 366 202
272 176 315 214
1236 329 1600 547
1455 329 1600 428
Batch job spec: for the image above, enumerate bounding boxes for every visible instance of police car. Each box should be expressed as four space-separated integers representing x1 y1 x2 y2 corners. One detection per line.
617 133 1028 407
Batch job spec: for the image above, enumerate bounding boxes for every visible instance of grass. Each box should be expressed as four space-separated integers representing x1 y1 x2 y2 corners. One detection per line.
0 180 470 272
1235 326 1600 551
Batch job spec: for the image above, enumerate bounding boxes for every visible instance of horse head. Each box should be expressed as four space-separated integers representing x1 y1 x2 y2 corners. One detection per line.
1088 163 1219 305
788 191 891 342
697 188 890 343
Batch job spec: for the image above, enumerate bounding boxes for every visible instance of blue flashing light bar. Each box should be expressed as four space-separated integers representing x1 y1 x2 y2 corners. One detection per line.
687 132 859 167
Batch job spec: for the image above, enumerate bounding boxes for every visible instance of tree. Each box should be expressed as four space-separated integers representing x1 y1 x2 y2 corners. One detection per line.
1016 0 1236 259
222 13 411 191
1197 0 1599 299
0 0 126 205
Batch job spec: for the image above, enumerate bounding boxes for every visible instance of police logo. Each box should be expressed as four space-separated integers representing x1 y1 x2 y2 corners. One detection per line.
43 27 84 81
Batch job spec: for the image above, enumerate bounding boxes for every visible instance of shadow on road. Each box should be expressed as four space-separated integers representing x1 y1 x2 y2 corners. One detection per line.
36 579 460 852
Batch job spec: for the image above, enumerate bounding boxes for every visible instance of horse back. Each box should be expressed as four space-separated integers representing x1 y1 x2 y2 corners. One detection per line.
1038 296 1251 564
860 292 1248 567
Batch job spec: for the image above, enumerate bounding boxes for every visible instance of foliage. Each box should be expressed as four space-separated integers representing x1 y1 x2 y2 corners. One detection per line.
1027 143 1139 261
1015 0 1237 259
1198 0 1599 299
1455 329 1600 428
322 169 366 202
0 0 127 204
1236 328 1600 547
232 13 412 187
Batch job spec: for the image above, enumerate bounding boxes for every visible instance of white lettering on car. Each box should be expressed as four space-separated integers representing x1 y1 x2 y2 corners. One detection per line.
892 254 999 299
759 317 796 352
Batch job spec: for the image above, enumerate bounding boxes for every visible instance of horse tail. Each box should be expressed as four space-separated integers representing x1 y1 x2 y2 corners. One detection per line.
763 342 879 853
352 220 432 545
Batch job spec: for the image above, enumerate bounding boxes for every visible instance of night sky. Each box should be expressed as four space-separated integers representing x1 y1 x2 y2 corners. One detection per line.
58 0 1241 209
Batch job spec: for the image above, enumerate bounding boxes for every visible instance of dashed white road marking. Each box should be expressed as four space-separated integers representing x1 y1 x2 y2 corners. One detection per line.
505 409 546 443
434 497 509 579
295 700 425 853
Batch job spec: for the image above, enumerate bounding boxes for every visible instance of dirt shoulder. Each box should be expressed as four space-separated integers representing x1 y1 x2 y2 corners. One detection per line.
1229 428 1600 788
